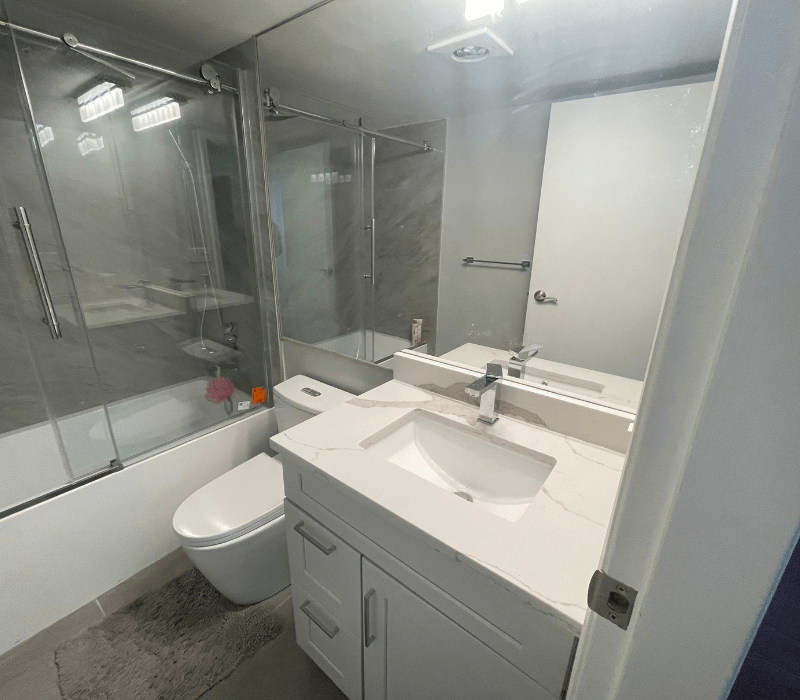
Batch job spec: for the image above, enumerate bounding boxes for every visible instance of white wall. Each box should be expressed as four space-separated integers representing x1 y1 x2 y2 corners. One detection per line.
569 0 800 696
0 408 277 655
435 104 551 355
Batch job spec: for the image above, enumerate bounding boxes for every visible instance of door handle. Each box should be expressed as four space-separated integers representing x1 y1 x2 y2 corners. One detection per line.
299 599 339 638
533 290 557 303
363 588 376 647
13 207 62 339
293 521 336 555
363 217 376 284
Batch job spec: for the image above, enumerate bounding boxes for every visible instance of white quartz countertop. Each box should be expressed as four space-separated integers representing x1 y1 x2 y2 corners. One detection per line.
271 380 625 635
439 342 643 411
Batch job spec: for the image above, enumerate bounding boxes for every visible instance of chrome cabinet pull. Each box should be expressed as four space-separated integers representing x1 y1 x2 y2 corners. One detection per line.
363 588 376 648
13 207 62 339
299 599 339 639
293 521 336 555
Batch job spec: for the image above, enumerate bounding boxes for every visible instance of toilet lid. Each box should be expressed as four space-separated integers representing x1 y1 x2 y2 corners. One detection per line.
173 453 285 547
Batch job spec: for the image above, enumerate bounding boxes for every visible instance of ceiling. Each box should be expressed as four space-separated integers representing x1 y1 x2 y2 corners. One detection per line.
257 0 733 128
6 0 733 129
4 0 323 66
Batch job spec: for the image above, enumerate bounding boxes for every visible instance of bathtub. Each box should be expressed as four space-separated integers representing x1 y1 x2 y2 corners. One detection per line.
0 377 251 513
314 330 427 364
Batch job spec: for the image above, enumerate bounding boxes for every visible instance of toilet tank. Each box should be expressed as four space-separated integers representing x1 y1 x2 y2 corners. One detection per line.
273 375 355 433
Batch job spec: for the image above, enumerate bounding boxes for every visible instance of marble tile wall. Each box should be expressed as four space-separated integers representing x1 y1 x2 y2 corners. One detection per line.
373 120 446 352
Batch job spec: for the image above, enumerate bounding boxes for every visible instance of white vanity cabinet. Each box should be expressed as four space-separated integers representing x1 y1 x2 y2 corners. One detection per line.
284 499 569 700
362 559 554 700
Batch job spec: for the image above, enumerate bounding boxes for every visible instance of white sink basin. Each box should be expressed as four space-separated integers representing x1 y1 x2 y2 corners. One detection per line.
360 410 556 522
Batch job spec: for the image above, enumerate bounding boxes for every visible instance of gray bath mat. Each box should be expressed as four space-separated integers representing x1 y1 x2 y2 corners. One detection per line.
55 568 282 700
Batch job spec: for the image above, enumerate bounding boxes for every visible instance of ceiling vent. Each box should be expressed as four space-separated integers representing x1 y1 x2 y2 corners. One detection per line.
427 27 514 63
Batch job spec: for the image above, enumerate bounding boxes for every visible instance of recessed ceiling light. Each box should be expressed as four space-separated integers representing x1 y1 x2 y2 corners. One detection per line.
464 0 504 22
452 46 491 63
427 28 514 61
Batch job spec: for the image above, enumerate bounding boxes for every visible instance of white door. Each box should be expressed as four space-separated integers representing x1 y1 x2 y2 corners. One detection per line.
568 1 800 698
523 82 713 381
361 559 552 700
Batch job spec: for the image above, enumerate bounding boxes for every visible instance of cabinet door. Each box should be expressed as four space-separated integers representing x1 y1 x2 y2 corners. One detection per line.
362 559 556 700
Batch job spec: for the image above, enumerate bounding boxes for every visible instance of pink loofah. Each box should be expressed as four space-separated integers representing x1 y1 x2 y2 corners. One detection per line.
205 376 235 403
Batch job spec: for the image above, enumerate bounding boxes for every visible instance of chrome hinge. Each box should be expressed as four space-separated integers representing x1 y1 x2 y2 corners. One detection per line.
587 570 638 630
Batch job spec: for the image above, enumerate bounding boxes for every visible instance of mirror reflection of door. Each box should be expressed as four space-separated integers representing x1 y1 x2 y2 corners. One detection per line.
524 82 714 381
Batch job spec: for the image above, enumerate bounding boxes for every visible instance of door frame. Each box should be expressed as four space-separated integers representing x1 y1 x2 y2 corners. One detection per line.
568 0 800 697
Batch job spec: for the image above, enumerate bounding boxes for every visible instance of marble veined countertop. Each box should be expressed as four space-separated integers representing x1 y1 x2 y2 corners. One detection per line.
271 380 625 635
439 342 643 412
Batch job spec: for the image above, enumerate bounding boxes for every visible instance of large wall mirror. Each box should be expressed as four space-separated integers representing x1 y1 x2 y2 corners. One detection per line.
258 0 732 411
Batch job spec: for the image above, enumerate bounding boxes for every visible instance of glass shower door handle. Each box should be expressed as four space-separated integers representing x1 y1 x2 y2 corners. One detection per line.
13 206 62 339
363 218 375 284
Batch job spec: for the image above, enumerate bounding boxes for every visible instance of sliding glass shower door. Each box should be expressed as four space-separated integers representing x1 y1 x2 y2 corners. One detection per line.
265 115 370 358
0 24 118 513
12 27 267 461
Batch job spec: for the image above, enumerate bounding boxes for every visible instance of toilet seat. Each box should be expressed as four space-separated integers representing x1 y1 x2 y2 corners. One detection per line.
173 453 284 547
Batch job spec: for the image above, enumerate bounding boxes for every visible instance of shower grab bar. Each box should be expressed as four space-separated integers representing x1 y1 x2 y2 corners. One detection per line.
13 207 62 339
299 599 340 639
463 257 531 270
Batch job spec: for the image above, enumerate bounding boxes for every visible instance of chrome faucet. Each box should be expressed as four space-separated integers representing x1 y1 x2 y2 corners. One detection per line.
465 362 503 425
508 343 543 379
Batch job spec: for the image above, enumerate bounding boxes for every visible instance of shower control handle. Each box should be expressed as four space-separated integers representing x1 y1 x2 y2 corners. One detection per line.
13 207 62 339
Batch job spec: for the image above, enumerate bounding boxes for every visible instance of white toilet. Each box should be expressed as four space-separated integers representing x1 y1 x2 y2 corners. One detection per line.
172 375 354 605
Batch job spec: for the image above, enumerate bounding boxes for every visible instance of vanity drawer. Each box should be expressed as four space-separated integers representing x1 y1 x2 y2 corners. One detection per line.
292 584 362 700
285 500 362 634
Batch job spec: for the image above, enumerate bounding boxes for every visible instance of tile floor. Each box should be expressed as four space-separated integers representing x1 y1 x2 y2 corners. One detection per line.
0 549 346 700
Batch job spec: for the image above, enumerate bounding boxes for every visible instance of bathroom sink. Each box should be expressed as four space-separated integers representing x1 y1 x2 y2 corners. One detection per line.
360 410 556 522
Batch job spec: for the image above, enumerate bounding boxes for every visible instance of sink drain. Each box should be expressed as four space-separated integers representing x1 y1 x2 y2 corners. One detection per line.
453 491 473 503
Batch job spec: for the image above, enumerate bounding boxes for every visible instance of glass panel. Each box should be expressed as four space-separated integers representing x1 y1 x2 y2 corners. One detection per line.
372 125 446 359
14 33 267 460
264 110 368 358
0 25 117 511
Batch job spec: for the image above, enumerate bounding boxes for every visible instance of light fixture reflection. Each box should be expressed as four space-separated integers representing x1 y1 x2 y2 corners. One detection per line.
77 132 104 156
36 124 54 147
465 0 504 21
131 97 181 132
78 82 124 123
